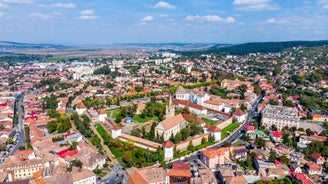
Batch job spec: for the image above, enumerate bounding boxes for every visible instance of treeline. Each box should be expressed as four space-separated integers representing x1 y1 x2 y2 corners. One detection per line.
93 65 119 77
178 40 328 56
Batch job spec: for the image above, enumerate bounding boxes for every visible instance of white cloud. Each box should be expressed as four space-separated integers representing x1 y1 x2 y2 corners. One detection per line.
159 14 168 18
0 11 4 17
79 9 99 20
29 12 51 20
154 1 176 9
141 16 154 21
2 0 34 4
233 0 278 11
139 22 147 26
51 2 75 9
265 18 277 23
318 0 328 9
0 2 8 9
185 15 235 23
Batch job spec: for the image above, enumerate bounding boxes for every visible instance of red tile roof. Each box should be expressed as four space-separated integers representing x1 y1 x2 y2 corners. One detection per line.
245 125 255 131
270 131 283 138
208 125 221 132
98 109 107 115
13 150 33 157
233 109 246 116
307 161 322 171
311 153 324 161
163 140 174 148
76 102 86 109
292 173 314 184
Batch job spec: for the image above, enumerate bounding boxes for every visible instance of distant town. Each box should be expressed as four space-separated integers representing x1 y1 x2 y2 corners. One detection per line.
0 41 328 184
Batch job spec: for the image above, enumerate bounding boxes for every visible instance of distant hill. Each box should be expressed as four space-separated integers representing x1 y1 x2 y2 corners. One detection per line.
0 41 70 50
111 43 229 51
204 40 328 55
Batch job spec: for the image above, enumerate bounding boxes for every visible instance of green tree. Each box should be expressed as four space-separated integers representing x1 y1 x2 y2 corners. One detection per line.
201 137 207 144
269 151 277 162
254 137 266 148
187 141 194 151
182 106 190 114
279 155 290 165
157 146 164 161
283 100 294 107
269 99 279 105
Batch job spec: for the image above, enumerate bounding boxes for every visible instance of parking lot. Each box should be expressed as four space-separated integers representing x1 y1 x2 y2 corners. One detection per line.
200 111 230 122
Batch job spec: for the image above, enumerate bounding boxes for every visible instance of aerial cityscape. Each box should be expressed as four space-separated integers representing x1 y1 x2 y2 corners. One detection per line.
0 0 328 184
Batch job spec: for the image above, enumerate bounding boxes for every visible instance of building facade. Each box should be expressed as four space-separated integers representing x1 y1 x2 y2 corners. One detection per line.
261 105 300 130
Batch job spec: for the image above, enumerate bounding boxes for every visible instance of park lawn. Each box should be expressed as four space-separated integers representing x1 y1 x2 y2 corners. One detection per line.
202 118 217 126
106 108 120 118
221 123 240 139
108 146 125 158
95 124 108 139
133 115 159 123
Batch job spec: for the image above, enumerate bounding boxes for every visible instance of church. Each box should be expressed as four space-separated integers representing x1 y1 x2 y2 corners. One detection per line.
155 95 187 141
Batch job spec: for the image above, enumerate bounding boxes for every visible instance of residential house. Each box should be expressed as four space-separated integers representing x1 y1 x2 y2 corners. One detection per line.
230 146 248 160
166 162 191 184
124 167 168 184
248 130 269 140
72 168 97 184
201 147 230 169
306 161 322 175
311 153 325 165
270 131 283 143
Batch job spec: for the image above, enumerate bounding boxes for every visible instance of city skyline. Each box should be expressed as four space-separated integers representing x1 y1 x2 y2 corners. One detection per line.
0 0 327 45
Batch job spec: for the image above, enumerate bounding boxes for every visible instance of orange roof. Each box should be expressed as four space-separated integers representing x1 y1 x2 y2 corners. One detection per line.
311 134 327 142
98 109 107 115
208 125 221 132
33 168 43 179
166 169 191 177
204 100 221 106
76 102 86 109
156 114 185 131
163 140 174 148
233 109 246 116
34 178 47 184
202 148 219 159
112 124 121 130
25 117 36 124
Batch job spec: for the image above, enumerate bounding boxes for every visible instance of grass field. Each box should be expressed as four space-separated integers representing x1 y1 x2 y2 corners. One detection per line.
221 123 240 139
202 118 218 126
95 123 108 139
133 115 159 123
106 108 119 118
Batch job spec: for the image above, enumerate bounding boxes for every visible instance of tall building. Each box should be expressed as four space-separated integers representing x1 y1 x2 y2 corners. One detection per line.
166 94 175 119
261 105 300 130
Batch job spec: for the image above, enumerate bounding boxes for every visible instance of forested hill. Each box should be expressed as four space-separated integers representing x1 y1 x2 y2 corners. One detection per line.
179 40 328 56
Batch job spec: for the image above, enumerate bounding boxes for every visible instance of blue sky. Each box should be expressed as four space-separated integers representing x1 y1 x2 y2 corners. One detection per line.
0 0 327 45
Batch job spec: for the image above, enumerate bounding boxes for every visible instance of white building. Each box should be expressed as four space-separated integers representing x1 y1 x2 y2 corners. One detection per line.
98 109 107 122
163 140 174 161
76 103 87 115
175 86 210 106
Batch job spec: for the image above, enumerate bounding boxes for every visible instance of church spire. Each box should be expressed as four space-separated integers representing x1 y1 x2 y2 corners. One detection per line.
166 94 175 119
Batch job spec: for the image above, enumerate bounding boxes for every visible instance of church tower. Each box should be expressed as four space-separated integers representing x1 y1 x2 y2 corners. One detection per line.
166 94 175 119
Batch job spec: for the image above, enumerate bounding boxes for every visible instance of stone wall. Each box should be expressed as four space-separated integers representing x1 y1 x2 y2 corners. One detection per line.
216 116 233 130
176 134 210 151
